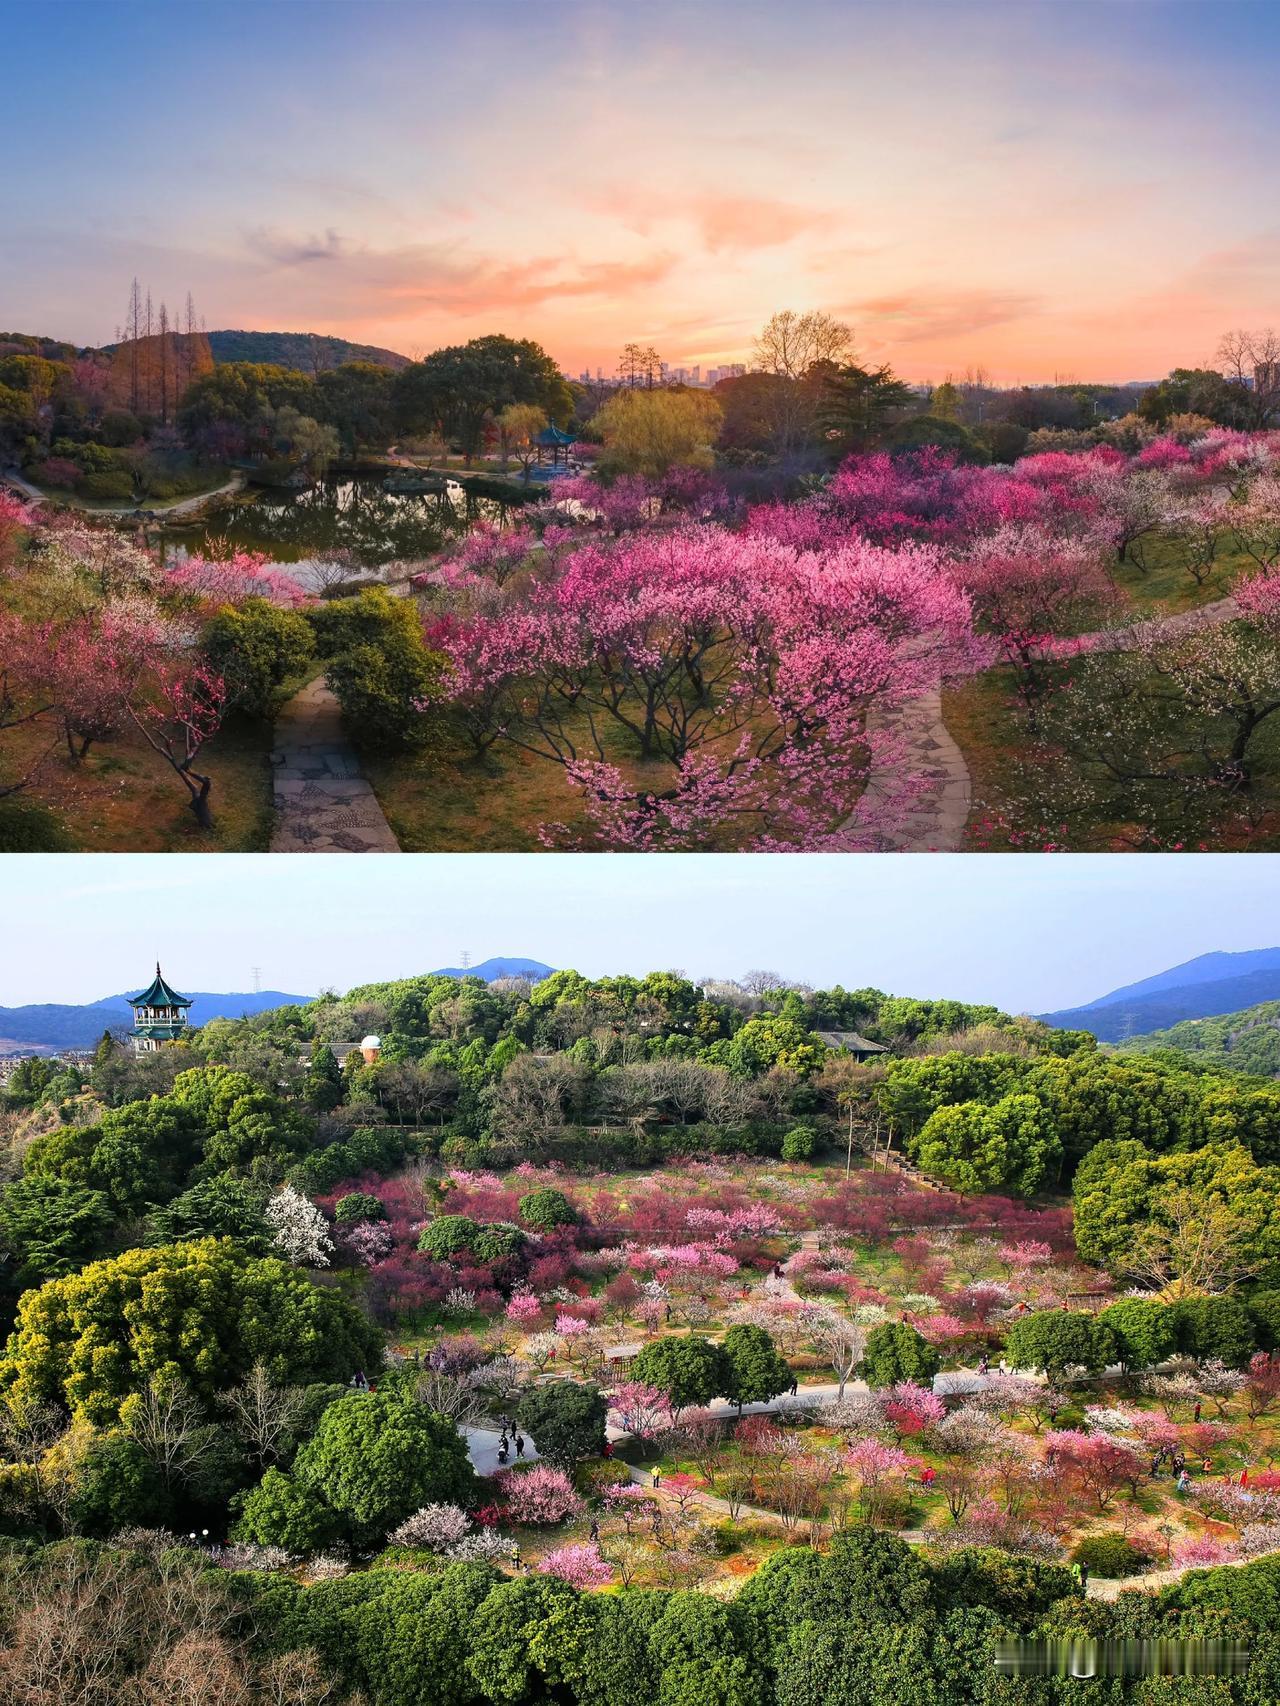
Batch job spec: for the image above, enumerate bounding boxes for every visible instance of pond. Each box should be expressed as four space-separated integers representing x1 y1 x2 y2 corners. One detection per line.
157 474 518 587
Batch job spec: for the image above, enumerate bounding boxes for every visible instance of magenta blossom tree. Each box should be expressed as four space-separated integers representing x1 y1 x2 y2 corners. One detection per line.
429 523 977 850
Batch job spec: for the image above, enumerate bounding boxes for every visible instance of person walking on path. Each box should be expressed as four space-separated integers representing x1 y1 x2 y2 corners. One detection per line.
514 1432 526 1459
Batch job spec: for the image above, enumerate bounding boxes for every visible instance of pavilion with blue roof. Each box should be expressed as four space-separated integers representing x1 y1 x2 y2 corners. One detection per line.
535 423 575 467
128 963 193 1052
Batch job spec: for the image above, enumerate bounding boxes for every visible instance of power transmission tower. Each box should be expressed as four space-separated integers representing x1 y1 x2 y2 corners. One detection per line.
251 966 262 994
460 950 472 970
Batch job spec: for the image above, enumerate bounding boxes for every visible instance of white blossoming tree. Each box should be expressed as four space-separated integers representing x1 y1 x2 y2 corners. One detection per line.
265 1186 333 1269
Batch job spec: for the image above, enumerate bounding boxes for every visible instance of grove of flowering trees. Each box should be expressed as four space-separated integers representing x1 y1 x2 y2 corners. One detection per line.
424 522 978 850
404 426 1280 851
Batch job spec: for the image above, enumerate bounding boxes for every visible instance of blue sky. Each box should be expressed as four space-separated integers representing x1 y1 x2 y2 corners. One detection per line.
6 0 1280 381
1 853 1274 1013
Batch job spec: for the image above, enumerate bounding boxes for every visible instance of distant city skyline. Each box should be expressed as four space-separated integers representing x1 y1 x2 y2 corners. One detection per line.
2 853 1276 1016
5 0 1280 384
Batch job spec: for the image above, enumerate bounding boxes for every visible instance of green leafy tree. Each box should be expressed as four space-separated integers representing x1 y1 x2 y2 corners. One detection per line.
234 1465 337 1552
879 1053 1030 1139
518 1186 578 1230
1172 1294 1256 1366
418 1215 523 1263
1098 1298 1178 1372
776 1617 937 1706
1005 1309 1118 1380
23 1095 202 1214
354 1563 500 1706
722 1324 791 1411
629 1337 732 1416
334 1191 385 1224
293 1392 476 1545
577 1588 672 1706
145 1175 271 1250
0 1177 113 1285
861 1323 939 1389
517 1381 607 1466
815 362 914 454
2 1237 381 1424
395 335 572 463
2 1057 53 1109
1249 1290 1280 1351
466 1574 595 1703
913 1092 1061 1197
929 1547 1075 1620
305 1042 344 1113
647 1593 767 1706
716 1016 828 1080
66 1430 171 1535
780 1127 817 1162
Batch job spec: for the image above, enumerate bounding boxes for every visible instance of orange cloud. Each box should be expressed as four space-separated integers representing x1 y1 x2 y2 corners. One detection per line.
848 288 1042 344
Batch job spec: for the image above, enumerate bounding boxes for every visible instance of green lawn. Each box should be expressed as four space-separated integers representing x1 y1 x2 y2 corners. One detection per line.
0 712 275 852
946 666 1280 852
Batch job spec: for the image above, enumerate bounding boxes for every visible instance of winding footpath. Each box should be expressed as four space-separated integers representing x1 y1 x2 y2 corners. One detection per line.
850 595 1242 853
269 677 401 852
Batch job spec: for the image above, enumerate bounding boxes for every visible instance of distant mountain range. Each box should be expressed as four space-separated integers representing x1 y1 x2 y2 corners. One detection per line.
0 992 311 1055
1038 948 1280 1042
206 330 410 372
0 958 556 1053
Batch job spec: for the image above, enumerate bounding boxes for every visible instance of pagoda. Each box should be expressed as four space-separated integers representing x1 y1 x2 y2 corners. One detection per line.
128 963 193 1053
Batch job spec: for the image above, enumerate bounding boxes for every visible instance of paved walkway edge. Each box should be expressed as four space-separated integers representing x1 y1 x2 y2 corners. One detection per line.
269 676 401 853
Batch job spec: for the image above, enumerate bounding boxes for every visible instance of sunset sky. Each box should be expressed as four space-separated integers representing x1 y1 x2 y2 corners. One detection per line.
6 0 1279 383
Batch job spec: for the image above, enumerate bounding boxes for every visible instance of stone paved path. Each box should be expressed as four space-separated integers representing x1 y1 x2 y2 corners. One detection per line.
850 594 1243 854
269 676 401 852
842 678 972 853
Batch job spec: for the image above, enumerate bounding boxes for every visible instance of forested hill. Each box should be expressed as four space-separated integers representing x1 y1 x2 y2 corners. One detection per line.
1121 999 1280 1078
205 329 411 371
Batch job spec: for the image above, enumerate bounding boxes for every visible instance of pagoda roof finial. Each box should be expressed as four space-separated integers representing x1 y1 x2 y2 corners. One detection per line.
128 964 194 1012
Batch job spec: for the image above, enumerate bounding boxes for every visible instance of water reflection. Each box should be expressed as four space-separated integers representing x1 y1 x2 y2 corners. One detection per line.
158 474 515 579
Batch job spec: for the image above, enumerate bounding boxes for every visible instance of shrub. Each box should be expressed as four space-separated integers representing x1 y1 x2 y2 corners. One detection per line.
517 1187 578 1229
203 599 315 719
234 1467 336 1555
781 1126 817 1161
575 1459 633 1501
1071 1533 1150 1579
314 588 445 751
334 1192 386 1224
81 468 134 500
861 1322 940 1388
